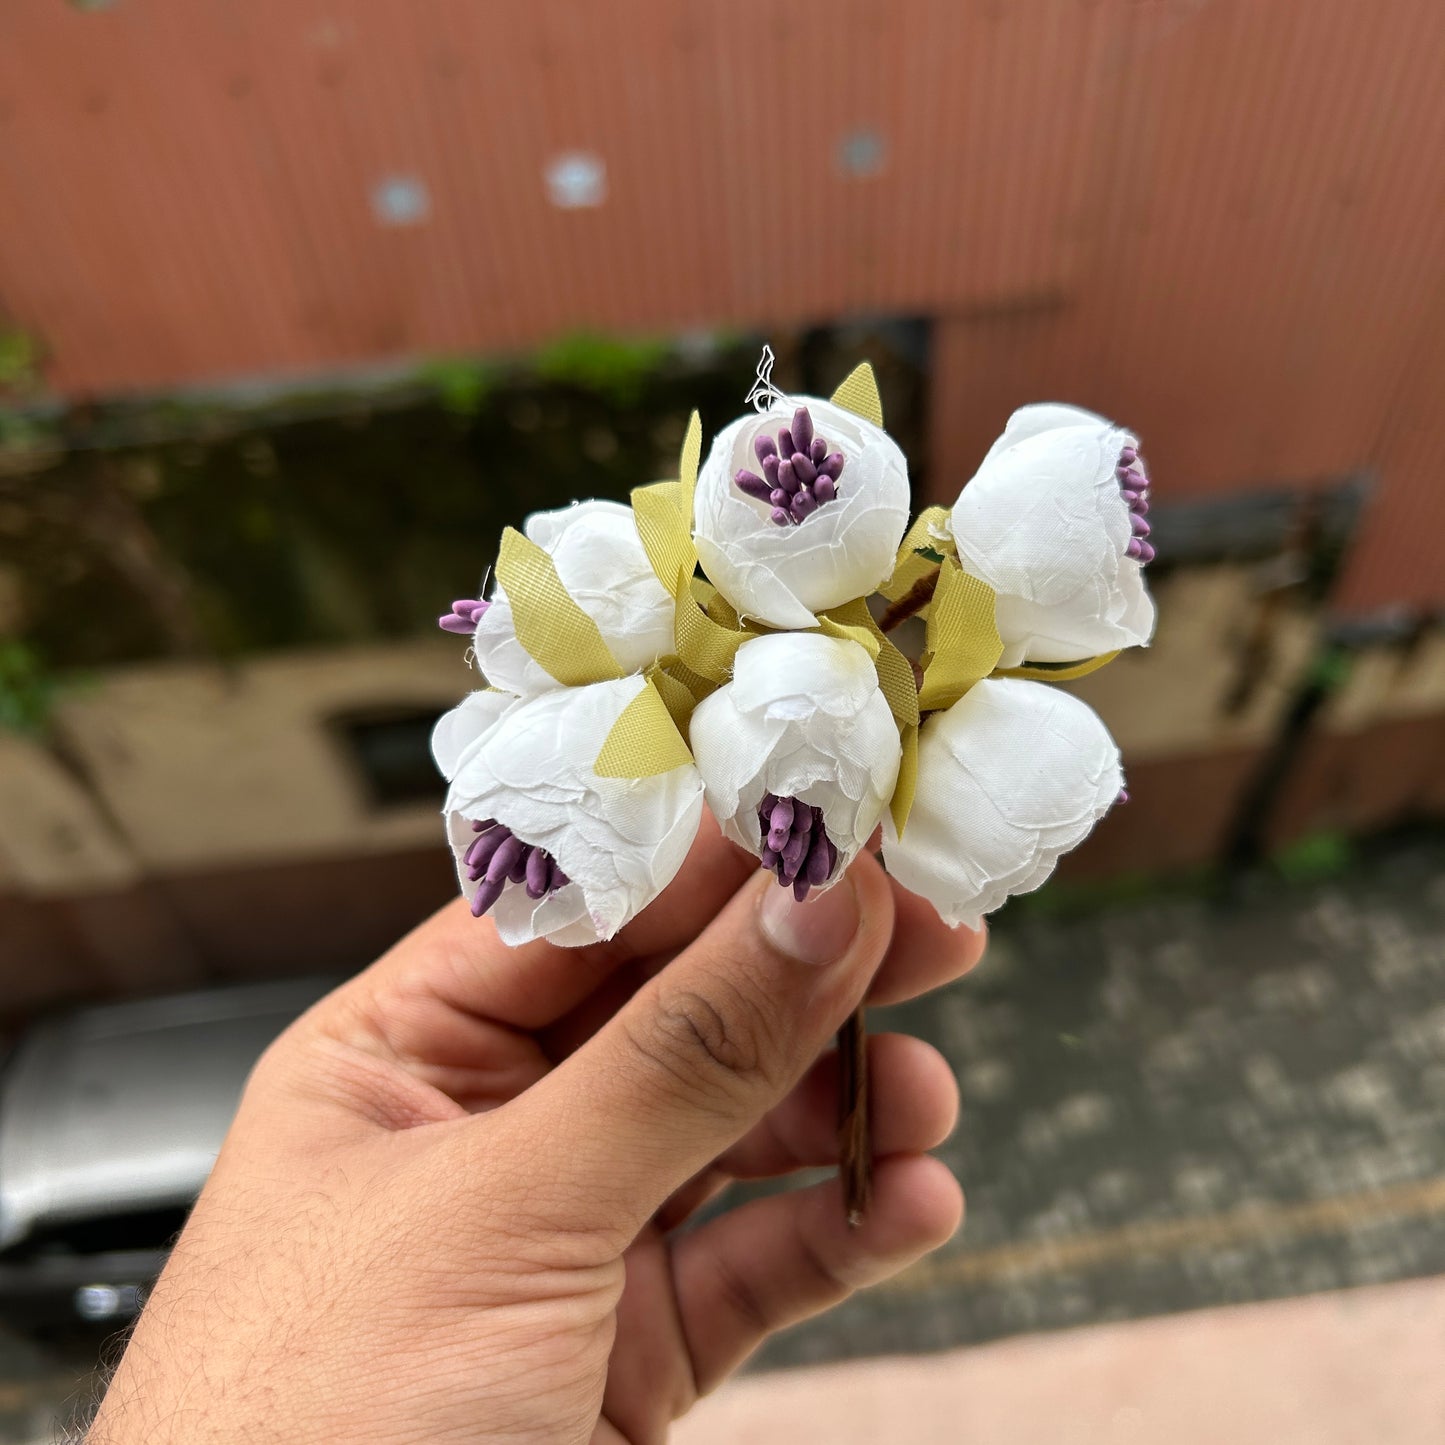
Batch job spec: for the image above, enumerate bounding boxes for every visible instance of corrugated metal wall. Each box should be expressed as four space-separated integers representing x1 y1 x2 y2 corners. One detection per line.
1 0 1443 611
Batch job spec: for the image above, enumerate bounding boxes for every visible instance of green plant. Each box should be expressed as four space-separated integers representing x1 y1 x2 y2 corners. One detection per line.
0 640 58 736
1272 829 1354 882
418 357 499 418
533 332 670 406
0 330 37 388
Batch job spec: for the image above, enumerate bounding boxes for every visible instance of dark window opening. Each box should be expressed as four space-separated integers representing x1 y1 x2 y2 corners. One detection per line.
332 705 447 809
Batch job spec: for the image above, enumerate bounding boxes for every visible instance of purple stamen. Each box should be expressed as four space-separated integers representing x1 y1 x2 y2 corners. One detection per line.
805 839 832 886
734 407 846 526
767 798 795 848
735 469 774 502
462 820 571 919
525 848 551 899
439 597 490 634
486 834 526 885
1116 443 1154 566
471 875 506 917
465 826 509 878
757 794 836 891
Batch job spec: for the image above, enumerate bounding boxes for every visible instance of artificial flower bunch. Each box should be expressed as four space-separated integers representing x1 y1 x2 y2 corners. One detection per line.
433 356 1155 947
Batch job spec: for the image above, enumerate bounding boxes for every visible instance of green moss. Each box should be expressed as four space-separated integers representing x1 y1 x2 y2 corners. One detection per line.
0 340 764 671
1271 830 1354 882
0 641 58 737
533 332 671 406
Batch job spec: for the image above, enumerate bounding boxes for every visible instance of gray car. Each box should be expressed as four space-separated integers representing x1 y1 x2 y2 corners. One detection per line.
0 977 335 1329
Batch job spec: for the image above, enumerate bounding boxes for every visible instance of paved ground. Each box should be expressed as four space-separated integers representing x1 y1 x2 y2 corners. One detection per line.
749 831 1445 1370
6 832 1445 1441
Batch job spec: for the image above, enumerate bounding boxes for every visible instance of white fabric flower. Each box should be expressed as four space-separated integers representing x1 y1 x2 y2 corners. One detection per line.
474 500 675 695
693 397 910 629
689 633 901 892
950 403 1156 667
443 676 704 947
430 690 517 781
883 677 1122 929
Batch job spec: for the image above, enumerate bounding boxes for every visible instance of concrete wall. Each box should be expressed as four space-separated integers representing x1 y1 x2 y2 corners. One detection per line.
0 640 469 1016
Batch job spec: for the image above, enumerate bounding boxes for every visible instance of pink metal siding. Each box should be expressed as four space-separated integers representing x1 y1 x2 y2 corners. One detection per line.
1 1 1442 609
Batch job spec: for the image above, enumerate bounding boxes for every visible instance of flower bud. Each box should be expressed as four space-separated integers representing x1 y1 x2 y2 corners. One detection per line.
950 404 1156 666
694 398 910 628
883 677 1122 928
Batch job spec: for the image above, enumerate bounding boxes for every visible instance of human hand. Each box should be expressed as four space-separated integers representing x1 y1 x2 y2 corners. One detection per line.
89 818 985 1445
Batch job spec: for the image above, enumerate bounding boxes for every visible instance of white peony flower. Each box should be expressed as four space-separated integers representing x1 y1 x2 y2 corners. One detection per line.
693 397 911 629
950 403 1156 667
430 690 517 781
473 500 675 695
443 676 704 947
883 677 1122 929
688 632 901 899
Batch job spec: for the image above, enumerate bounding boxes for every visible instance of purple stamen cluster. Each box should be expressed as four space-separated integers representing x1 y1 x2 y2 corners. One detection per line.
734 407 846 526
462 818 570 918
439 598 489 634
1117 446 1155 564
757 793 839 902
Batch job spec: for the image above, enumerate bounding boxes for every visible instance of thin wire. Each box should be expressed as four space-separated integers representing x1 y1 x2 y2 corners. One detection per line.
744 344 790 414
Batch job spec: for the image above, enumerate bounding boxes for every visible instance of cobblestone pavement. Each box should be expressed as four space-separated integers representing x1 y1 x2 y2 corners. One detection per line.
756 832 1445 1370
5 835 1445 1438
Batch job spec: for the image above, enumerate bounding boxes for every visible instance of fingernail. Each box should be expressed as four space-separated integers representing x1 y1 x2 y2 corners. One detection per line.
758 873 859 965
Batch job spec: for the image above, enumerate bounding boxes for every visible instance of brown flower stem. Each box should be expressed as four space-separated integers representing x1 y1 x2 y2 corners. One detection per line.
878 568 940 633
837 1003 872 1227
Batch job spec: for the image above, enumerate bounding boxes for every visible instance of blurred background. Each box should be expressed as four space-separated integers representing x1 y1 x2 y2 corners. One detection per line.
2 1 1445 1440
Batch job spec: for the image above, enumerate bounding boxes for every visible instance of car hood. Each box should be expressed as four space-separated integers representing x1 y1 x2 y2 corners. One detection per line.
0 977 333 1250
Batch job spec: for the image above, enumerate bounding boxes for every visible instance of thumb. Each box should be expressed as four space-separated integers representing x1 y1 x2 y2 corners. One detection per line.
508 853 895 1244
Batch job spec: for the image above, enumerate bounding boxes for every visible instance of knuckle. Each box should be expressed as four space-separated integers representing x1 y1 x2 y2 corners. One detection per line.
795 1220 848 1297
705 1243 774 1339
626 979 781 1110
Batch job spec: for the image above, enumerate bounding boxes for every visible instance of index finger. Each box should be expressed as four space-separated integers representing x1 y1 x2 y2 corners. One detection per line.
321 811 755 1042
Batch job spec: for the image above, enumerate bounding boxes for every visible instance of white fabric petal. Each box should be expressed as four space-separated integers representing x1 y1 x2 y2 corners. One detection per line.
950 403 1156 665
430 691 517 782
882 677 1122 929
473 500 676 695
444 676 704 946
689 633 901 887
693 397 910 628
